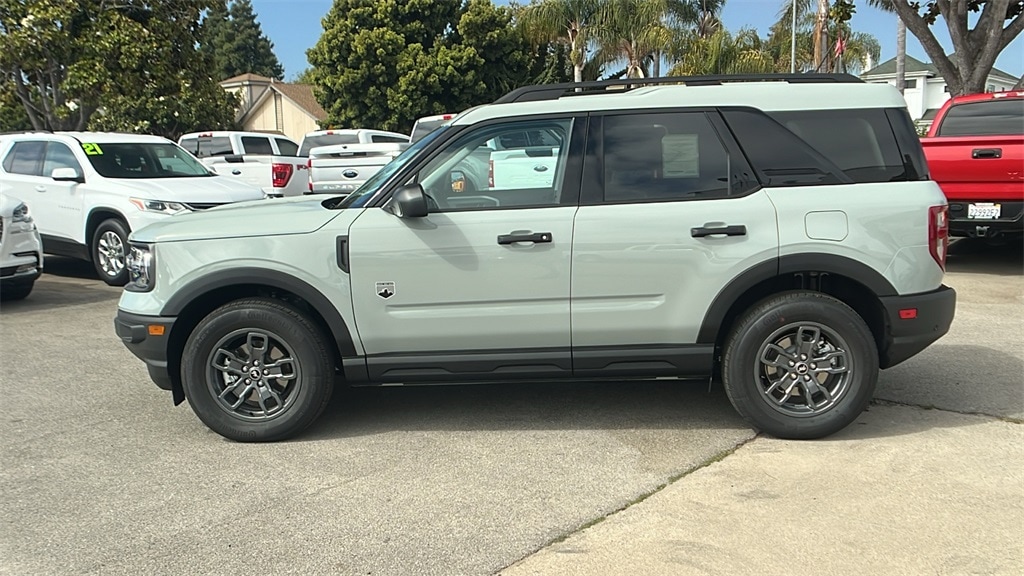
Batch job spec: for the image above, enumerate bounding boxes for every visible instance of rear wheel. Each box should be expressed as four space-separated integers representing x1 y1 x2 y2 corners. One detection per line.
92 218 129 286
181 298 335 442
722 291 878 439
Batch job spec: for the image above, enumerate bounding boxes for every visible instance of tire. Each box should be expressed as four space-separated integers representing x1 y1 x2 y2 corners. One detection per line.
91 219 130 286
181 298 335 442
722 291 878 440
1 280 34 301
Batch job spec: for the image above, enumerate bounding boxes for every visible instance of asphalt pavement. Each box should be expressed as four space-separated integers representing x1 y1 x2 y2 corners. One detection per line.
0 239 1021 575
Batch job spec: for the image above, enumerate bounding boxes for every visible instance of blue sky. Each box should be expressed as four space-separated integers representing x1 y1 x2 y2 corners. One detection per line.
250 0 1023 82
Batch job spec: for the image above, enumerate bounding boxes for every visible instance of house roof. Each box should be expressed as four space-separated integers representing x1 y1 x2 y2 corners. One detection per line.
221 73 275 84
240 82 327 123
862 56 1017 83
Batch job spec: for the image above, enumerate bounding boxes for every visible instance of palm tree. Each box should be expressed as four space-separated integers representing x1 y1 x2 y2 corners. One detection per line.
863 1 906 92
518 0 601 83
654 0 726 76
766 0 879 74
593 0 674 79
668 28 776 76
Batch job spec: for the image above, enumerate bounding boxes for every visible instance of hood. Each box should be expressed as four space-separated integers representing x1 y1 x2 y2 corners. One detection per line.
109 175 264 203
131 195 355 243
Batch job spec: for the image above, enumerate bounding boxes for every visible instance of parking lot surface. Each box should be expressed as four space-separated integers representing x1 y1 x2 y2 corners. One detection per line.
1 240 1021 575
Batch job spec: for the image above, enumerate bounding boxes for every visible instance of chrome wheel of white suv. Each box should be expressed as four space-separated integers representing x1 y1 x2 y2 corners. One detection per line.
92 219 130 286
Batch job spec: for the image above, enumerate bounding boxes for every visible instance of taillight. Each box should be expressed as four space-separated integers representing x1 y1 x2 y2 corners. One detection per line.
307 158 313 191
488 159 494 189
928 205 949 271
272 163 293 188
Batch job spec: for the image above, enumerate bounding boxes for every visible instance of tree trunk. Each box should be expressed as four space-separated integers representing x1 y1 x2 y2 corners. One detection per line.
652 50 661 78
573 63 583 83
813 0 829 72
896 17 906 94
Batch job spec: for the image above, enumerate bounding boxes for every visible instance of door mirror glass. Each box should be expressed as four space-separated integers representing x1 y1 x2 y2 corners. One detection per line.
51 167 83 183
450 170 467 194
385 183 429 218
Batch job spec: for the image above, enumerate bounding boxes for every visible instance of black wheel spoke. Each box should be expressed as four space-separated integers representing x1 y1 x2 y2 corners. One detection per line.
205 327 303 423
756 320 853 417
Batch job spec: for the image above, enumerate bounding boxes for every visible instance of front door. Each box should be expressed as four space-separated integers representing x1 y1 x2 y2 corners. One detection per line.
347 116 585 382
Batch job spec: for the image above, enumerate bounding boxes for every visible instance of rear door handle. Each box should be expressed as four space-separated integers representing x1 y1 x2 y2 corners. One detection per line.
497 232 552 245
972 148 1002 159
691 224 747 238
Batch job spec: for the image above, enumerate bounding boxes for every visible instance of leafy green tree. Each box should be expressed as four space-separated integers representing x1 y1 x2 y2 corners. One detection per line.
308 0 533 133
200 0 284 80
0 86 32 132
865 1 1023 96
518 0 601 83
0 0 237 137
668 28 776 75
593 0 674 78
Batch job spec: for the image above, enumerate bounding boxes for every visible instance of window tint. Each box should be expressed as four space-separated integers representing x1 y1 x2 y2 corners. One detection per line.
240 136 273 155
769 109 907 183
602 112 733 202
412 118 573 211
43 142 82 177
181 136 233 157
886 108 929 180
299 134 359 156
371 135 409 143
85 143 211 178
722 109 847 187
3 141 46 175
275 138 299 156
937 98 1024 136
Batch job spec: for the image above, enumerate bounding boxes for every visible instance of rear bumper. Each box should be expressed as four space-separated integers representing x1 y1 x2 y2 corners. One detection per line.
115 310 176 393
947 201 1023 237
879 285 957 368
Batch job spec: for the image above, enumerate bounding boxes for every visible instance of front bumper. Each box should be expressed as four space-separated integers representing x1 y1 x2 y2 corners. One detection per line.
115 310 176 394
879 285 957 368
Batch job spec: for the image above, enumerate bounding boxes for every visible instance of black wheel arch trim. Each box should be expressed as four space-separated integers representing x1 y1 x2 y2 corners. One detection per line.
160 267 357 358
697 253 896 344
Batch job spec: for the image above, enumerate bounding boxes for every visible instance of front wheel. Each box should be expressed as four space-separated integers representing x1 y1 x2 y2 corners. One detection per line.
181 298 335 442
92 219 129 286
722 292 878 440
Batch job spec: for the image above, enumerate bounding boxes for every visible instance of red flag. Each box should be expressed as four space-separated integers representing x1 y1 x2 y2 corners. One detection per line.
834 36 846 57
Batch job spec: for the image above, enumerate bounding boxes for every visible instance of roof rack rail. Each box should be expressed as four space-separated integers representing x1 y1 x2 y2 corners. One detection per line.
494 73 864 104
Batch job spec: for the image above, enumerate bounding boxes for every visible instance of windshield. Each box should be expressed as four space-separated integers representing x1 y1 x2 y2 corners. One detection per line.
83 142 212 178
332 126 449 209
299 134 360 156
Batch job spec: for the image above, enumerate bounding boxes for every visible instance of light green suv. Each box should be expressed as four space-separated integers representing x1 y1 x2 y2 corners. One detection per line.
115 74 956 442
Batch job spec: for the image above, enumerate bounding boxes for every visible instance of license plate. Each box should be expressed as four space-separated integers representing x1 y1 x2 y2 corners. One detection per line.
968 203 1001 219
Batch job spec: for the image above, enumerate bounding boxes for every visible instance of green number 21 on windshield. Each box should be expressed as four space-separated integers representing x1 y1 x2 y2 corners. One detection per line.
82 143 104 155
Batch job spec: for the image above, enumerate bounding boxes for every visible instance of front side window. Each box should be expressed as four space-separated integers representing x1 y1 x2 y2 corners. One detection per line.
43 142 82 177
3 141 46 175
601 112 735 202
411 118 574 212
83 143 212 178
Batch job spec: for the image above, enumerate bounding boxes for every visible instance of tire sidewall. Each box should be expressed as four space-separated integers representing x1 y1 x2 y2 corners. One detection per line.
182 301 333 442
724 293 879 440
92 219 129 286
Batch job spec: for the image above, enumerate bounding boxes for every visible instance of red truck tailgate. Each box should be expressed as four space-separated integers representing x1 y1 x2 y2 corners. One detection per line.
923 135 1024 201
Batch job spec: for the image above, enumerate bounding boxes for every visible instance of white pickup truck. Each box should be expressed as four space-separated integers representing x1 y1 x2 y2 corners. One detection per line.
305 129 410 195
178 131 307 197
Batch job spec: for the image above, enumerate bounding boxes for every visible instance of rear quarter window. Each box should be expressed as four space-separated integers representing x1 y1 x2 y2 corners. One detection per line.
937 99 1024 136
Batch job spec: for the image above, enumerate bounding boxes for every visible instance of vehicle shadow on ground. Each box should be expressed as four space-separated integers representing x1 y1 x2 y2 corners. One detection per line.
1 257 120 313
303 379 752 440
946 238 1023 276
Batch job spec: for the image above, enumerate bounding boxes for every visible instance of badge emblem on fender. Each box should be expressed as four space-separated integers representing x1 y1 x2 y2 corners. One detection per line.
376 281 395 299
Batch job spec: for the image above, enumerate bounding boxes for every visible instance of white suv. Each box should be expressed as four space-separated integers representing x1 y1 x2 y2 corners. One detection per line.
0 193 43 301
115 75 956 442
0 132 266 285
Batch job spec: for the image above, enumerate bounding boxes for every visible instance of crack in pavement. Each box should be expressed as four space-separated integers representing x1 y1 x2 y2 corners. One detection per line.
870 397 1023 424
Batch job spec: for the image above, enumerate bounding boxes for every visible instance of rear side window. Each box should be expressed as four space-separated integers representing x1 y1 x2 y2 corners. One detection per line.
275 138 299 156
768 109 906 183
937 99 1024 136
2 141 46 175
240 136 273 155
721 109 847 187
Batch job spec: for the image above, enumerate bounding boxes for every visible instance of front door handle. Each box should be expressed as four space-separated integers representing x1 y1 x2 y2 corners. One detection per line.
497 232 552 245
691 224 747 238
972 148 1002 159
35 185 47 192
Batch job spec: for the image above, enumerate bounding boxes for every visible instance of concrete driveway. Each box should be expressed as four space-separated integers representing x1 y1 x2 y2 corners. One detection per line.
1 239 1020 575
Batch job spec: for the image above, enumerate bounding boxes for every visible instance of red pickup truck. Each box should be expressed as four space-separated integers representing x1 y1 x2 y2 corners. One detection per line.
921 91 1024 240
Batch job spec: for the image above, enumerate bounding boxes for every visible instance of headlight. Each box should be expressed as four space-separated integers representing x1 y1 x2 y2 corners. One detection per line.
125 243 155 292
12 202 32 223
129 198 191 215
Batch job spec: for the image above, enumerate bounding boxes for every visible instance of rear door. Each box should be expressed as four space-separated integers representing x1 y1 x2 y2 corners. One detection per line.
570 110 779 378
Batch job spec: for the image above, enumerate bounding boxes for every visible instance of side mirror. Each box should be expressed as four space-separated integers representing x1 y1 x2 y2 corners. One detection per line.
450 170 466 194
51 167 84 183
385 184 429 219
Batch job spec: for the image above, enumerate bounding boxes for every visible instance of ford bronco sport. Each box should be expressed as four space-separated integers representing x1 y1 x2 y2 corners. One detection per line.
115 74 956 442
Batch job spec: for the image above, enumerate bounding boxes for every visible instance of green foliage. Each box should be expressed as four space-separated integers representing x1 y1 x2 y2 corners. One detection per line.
308 0 533 133
0 0 237 138
199 0 284 80
668 28 776 75
0 87 32 132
